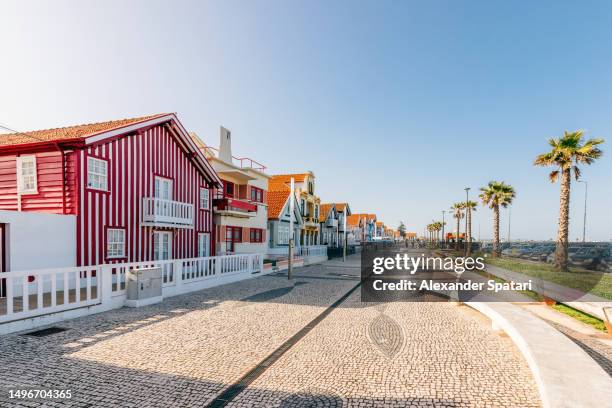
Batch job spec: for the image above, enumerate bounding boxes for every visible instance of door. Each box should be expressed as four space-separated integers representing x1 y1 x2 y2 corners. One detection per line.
0 224 5 298
154 177 173 200
225 226 241 254
153 231 173 283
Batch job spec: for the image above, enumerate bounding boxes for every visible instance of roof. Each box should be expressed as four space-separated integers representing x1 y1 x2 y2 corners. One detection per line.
267 188 290 219
347 214 362 227
0 114 168 147
335 203 349 212
376 221 384 226
269 173 312 190
319 203 334 222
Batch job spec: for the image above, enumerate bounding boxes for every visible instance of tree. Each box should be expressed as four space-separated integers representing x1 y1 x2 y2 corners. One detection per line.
534 130 604 270
398 221 406 238
451 202 465 251
479 181 515 257
463 201 478 255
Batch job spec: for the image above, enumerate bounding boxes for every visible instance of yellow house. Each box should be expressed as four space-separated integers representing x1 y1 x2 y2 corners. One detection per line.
269 172 321 246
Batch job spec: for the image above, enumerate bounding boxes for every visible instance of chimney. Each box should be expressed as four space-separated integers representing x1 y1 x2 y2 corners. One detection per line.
219 126 232 163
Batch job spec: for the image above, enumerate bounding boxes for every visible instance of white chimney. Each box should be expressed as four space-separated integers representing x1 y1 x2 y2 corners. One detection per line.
219 126 232 163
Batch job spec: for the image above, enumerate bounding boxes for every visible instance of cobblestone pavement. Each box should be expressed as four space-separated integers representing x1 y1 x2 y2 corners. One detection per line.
0 255 541 407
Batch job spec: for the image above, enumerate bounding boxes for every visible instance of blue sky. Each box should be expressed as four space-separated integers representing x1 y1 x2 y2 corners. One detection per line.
1 0 611 240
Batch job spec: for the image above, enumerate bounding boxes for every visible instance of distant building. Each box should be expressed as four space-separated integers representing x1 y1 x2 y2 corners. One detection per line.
269 172 320 246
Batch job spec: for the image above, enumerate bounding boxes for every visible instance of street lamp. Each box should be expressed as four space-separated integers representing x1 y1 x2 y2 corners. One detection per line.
578 180 588 242
464 187 470 255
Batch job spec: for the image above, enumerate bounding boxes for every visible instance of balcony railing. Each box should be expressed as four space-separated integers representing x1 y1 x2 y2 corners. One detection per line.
214 198 257 216
326 218 338 228
142 198 194 227
202 146 267 171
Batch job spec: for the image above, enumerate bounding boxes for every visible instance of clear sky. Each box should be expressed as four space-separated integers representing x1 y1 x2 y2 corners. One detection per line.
1 0 611 241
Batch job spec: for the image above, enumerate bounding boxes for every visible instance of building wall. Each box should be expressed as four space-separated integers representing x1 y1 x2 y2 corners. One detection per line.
0 209 76 271
76 124 214 266
211 161 269 255
0 150 77 214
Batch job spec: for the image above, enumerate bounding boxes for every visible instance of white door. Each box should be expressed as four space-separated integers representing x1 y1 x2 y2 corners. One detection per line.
153 231 173 283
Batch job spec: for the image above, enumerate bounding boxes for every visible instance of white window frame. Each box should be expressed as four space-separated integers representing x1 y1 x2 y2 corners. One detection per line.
199 188 210 210
87 157 109 191
16 155 38 194
198 233 210 257
154 176 173 200
278 223 290 245
106 228 126 259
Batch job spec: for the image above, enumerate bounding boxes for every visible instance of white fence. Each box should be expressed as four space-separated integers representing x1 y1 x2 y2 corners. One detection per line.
0 253 263 329
267 245 327 258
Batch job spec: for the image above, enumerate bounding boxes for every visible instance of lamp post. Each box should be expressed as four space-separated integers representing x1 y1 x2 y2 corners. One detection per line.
579 180 587 242
464 187 471 256
288 177 295 280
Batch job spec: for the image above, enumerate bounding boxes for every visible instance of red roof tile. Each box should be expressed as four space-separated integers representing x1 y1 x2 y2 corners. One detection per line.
0 114 169 147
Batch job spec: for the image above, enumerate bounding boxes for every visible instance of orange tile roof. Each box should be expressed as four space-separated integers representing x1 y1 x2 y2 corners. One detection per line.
335 203 348 212
319 203 334 222
269 173 312 191
0 114 169 147
347 214 362 227
267 188 290 219
376 221 384 226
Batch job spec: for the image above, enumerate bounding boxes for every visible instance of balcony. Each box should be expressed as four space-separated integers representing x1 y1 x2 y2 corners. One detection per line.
214 198 257 218
304 217 319 229
142 198 194 228
326 218 338 228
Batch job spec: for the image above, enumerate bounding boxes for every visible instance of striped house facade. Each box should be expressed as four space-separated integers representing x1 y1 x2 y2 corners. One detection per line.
0 113 221 268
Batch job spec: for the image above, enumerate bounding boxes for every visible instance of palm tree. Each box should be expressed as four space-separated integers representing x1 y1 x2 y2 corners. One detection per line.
463 201 478 255
451 203 465 251
479 181 515 257
534 130 604 270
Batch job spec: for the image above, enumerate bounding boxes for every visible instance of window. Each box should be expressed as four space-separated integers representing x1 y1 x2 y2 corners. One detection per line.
200 188 210 209
250 228 264 243
224 181 234 197
155 176 172 200
87 157 108 191
198 233 210 257
300 199 305 216
16 155 37 194
106 228 125 258
250 186 263 203
314 205 319 220
277 224 290 245
226 226 242 242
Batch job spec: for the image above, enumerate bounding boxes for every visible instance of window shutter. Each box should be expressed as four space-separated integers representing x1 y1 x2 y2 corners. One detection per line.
262 190 267 205
245 185 251 201
242 227 250 242
217 226 225 242
238 184 247 199
261 229 266 242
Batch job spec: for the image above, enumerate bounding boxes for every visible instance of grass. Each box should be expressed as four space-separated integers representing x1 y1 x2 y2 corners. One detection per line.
483 256 612 301
473 265 608 332
551 303 608 332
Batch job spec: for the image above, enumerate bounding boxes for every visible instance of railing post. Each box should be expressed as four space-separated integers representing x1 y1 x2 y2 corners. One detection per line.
100 265 113 308
247 254 253 273
215 255 223 276
174 260 183 290
259 254 264 273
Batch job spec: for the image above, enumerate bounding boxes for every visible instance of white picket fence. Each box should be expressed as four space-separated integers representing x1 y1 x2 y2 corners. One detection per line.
267 245 328 258
0 253 263 330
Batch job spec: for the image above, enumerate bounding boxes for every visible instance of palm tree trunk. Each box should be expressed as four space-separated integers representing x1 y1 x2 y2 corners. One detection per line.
467 209 472 256
493 205 500 257
455 217 460 251
555 168 571 270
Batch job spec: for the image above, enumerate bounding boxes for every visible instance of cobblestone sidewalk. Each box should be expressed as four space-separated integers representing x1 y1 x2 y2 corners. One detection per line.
0 256 541 407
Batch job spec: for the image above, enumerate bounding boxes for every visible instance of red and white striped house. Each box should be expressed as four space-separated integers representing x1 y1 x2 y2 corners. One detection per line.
0 113 221 271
